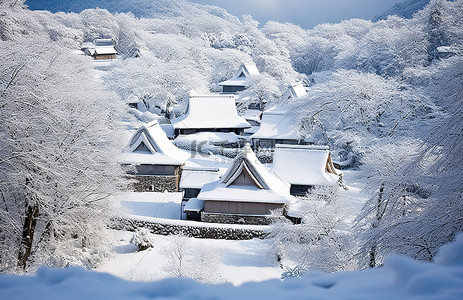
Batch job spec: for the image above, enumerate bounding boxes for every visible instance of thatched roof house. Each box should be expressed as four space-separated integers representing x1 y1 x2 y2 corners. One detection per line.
197 144 293 224
171 94 250 136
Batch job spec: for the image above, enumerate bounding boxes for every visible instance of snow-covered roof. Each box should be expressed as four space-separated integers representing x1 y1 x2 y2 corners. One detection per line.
80 42 95 49
288 81 307 99
175 132 243 145
121 120 189 166
218 63 260 87
94 39 114 46
198 144 292 204
183 198 205 212
271 144 339 186
250 106 301 140
180 167 221 189
242 109 262 123
94 46 117 55
171 94 250 129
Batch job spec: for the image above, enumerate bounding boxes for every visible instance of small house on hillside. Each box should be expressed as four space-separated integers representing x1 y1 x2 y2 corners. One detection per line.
196 144 293 225
251 106 311 150
219 63 260 93
81 39 117 60
121 120 189 192
271 145 340 196
180 167 221 220
287 81 307 100
171 94 250 136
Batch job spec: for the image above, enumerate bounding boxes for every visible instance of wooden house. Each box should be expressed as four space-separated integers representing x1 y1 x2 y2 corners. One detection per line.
219 63 260 93
251 105 311 150
271 145 340 196
171 94 250 136
180 166 221 221
196 144 293 225
80 39 117 60
121 120 190 192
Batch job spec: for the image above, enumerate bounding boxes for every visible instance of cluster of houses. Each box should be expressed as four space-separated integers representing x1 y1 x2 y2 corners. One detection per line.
121 62 341 225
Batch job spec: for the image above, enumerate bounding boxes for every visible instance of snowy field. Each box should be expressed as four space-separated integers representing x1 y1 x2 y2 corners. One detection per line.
2 234 462 299
98 230 281 285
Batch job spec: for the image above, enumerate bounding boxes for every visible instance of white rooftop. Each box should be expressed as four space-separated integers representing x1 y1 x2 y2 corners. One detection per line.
94 46 117 55
271 144 339 186
250 106 301 140
183 198 205 212
288 81 307 99
180 167 221 189
171 94 250 130
197 144 292 204
121 120 190 166
219 63 260 87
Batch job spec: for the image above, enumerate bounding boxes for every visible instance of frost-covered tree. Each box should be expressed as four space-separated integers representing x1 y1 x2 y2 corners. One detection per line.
0 4 127 272
354 140 428 267
289 69 433 167
162 235 223 283
269 186 355 274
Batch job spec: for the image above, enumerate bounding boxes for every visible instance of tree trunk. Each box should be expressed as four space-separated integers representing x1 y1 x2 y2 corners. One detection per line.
18 203 39 270
369 183 385 268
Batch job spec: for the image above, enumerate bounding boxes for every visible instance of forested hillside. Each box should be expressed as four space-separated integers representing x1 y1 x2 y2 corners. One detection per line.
1 0 462 273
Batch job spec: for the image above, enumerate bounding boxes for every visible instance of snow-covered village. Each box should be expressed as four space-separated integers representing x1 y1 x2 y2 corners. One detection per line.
1 0 462 299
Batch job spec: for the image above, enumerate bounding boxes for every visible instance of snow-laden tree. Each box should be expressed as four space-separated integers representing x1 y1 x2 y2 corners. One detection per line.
0 5 127 272
354 139 429 267
161 235 223 283
289 69 434 167
269 186 356 274
374 55 463 264
235 74 283 112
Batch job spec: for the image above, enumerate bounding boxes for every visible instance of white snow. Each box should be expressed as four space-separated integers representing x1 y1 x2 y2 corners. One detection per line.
121 120 190 165
251 106 301 140
219 63 260 87
171 94 250 129
198 144 293 204
183 198 204 212
288 81 307 99
175 132 242 144
271 145 339 186
180 167 221 189
120 192 183 220
1 233 463 299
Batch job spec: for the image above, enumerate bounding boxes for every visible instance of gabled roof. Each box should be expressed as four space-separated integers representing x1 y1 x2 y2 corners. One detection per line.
218 63 260 87
288 81 307 99
171 94 250 130
250 106 302 141
197 144 292 204
271 145 339 186
121 120 189 165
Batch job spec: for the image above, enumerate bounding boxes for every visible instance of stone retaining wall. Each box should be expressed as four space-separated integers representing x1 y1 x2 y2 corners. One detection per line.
201 212 272 225
115 218 268 240
133 175 179 192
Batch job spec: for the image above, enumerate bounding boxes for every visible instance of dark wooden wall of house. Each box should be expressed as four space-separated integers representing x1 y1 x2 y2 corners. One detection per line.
204 200 283 216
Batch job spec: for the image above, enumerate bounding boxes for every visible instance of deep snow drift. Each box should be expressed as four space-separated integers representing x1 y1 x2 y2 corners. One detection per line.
1 233 462 299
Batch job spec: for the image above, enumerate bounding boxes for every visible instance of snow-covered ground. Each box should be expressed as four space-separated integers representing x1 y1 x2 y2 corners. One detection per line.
2 234 463 299
97 168 370 286
98 230 281 285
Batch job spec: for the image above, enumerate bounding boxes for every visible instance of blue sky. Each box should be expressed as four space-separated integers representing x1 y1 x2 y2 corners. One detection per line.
190 0 401 28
